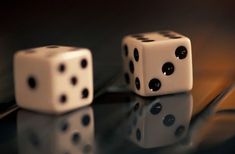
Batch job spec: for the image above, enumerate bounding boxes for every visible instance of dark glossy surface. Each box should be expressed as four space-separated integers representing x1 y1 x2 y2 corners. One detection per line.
0 75 234 154
1 0 235 154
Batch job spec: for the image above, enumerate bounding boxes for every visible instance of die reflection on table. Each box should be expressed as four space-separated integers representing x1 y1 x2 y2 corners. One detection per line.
17 106 95 154
127 93 193 148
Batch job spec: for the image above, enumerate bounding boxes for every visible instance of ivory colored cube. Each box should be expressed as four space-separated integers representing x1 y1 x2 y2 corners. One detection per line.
14 45 93 114
122 31 193 96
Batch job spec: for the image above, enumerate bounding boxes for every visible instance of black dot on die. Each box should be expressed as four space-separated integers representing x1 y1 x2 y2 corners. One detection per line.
148 78 161 91
135 77 140 90
60 121 69 132
27 76 37 90
81 58 88 68
82 114 90 126
150 103 162 115
71 132 80 144
142 40 155 42
136 37 149 41
123 44 128 56
60 94 67 104
175 46 188 59
175 125 186 137
129 60 134 73
162 62 175 76
70 76 78 86
134 48 139 62
163 34 175 38
136 128 141 141
124 73 130 84
163 114 175 127
168 36 182 39
82 88 89 98
58 63 66 73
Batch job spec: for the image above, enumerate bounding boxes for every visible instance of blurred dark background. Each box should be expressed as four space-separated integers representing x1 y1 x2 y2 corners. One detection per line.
1 1 235 154
1 0 235 103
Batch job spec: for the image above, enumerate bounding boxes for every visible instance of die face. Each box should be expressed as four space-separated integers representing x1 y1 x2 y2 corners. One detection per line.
128 93 193 148
49 49 93 113
17 107 95 154
122 37 145 95
122 31 193 96
14 54 54 112
14 46 93 114
142 37 193 95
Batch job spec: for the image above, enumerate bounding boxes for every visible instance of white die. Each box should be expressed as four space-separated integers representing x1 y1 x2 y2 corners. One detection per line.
122 31 193 96
17 107 95 154
128 93 193 148
14 45 93 114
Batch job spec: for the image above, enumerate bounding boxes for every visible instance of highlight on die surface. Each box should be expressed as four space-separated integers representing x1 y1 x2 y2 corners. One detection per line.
122 31 193 96
14 45 94 114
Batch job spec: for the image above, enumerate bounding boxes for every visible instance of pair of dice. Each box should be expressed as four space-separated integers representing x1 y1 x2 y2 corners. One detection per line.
14 31 193 114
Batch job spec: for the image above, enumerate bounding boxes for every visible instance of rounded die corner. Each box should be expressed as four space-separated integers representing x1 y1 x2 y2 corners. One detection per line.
183 37 192 45
77 48 93 57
